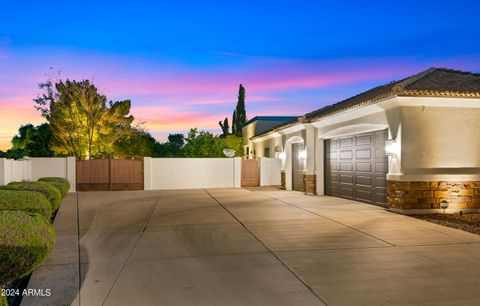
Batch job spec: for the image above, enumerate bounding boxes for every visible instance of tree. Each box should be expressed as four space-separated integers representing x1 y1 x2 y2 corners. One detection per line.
231 110 237 135
168 133 185 151
113 128 157 158
183 128 243 157
11 123 53 157
218 117 229 138
233 84 246 136
34 79 134 159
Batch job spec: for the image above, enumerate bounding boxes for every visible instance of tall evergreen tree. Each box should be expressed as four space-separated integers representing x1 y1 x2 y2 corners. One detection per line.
231 110 237 135
233 84 246 136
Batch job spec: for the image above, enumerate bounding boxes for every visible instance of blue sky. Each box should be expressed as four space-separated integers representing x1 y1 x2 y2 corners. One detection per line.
0 0 479 148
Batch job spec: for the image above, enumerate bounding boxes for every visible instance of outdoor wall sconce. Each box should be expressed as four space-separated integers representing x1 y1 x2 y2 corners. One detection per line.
440 200 449 214
385 139 399 157
279 152 286 160
299 150 307 159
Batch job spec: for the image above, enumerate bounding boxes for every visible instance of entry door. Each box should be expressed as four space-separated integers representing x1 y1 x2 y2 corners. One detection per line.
325 130 388 206
291 143 304 192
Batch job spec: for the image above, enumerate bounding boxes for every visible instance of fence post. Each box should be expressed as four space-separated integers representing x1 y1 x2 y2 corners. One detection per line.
233 157 241 188
66 157 76 192
143 157 152 190
108 155 112 191
0 158 5 186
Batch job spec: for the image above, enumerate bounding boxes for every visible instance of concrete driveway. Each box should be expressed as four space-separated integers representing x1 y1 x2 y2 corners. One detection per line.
23 189 480 306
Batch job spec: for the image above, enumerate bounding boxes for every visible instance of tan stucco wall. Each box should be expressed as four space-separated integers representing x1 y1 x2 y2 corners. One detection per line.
401 106 480 172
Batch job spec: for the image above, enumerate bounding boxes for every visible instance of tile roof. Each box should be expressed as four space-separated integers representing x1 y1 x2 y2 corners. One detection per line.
251 67 480 139
245 116 297 126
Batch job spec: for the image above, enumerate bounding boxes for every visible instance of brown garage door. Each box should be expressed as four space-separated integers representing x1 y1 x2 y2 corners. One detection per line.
292 143 305 192
325 130 388 206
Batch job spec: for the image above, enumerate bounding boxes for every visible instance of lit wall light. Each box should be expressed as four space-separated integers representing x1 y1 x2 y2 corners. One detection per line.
385 139 399 157
299 150 307 159
279 152 286 160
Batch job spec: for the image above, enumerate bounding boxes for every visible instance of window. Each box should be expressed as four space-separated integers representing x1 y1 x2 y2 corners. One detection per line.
264 147 270 158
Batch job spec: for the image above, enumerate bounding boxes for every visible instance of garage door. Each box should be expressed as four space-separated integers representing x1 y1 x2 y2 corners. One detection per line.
292 143 305 192
325 130 388 206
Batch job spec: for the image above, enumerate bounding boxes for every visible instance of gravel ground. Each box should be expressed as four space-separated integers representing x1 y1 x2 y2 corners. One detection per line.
414 213 480 235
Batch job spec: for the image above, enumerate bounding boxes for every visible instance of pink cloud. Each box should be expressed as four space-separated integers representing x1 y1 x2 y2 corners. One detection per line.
2 48 479 149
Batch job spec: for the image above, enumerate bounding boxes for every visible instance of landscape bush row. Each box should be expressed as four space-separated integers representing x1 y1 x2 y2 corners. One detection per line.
0 177 70 305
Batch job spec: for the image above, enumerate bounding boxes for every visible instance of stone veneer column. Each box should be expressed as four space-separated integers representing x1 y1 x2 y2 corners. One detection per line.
280 171 286 190
303 174 316 195
387 180 480 213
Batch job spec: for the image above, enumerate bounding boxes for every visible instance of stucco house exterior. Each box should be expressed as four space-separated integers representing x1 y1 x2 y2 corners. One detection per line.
242 116 297 159
243 68 480 214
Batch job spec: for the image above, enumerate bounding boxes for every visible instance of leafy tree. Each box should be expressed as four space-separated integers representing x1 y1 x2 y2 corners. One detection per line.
183 129 219 157
11 123 53 157
34 79 134 158
183 128 243 157
4 149 28 160
218 117 230 138
113 128 157 158
0 151 5 158
221 135 244 156
152 134 185 157
168 134 185 151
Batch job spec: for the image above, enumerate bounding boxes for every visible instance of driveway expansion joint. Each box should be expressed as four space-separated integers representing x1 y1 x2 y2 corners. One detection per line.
204 189 329 306
100 191 164 306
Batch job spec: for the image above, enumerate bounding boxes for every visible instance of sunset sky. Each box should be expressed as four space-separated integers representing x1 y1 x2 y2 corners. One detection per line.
1 0 479 150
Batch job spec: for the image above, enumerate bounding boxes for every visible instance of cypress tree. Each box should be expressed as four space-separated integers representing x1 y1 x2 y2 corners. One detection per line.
234 84 246 136
232 110 237 135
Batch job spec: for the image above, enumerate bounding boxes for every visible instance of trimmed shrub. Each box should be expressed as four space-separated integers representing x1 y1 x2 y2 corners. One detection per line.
0 190 52 221
0 211 55 287
1 182 61 211
38 177 70 198
0 294 6 306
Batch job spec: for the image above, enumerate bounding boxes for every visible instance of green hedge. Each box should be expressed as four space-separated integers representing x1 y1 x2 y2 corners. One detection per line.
38 177 70 198
0 294 6 306
1 182 61 212
0 190 52 221
0 211 55 287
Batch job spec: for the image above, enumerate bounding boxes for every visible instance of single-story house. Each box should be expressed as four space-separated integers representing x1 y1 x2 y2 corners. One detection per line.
242 116 297 159
243 68 480 214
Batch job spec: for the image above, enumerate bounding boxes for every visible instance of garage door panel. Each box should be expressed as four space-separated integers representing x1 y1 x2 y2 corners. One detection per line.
327 151 337 159
340 162 353 171
356 162 371 172
355 134 372 146
340 185 354 198
325 129 388 207
356 188 373 202
356 175 372 186
340 174 353 184
355 149 371 159
340 138 353 147
340 150 353 159
376 176 387 187
375 162 387 172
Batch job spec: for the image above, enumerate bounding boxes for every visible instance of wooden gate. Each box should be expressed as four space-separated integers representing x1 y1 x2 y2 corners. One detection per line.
76 158 144 191
241 159 259 187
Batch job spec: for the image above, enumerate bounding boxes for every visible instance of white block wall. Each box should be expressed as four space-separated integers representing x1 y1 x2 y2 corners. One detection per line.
0 157 76 192
144 157 241 190
260 158 282 186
